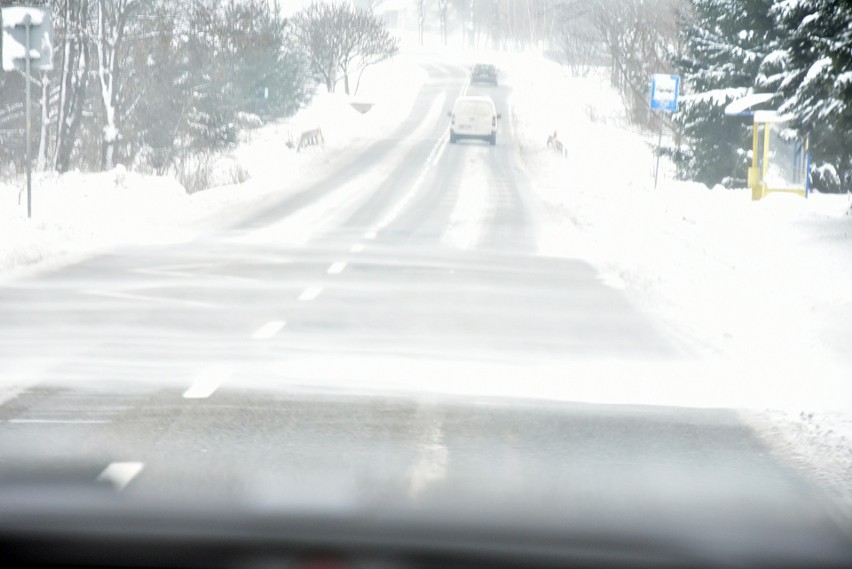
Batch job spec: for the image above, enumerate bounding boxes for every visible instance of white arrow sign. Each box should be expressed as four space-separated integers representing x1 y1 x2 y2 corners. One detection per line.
1 6 54 72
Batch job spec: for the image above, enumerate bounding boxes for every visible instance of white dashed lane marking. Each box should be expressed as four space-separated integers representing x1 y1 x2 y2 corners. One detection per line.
350 243 366 253
298 287 322 302
327 262 347 275
367 127 448 236
183 366 231 399
97 462 144 491
81 289 214 309
7 419 109 425
252 320 286 339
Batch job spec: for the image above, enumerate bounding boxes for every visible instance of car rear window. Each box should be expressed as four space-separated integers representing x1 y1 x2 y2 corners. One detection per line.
455 100 494 115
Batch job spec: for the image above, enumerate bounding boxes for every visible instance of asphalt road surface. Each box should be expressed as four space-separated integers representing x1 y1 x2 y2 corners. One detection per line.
0 58 848 550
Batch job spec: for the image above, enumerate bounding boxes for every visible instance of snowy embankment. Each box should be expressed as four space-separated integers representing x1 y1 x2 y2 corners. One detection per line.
503 53 852 512
0 56 426 279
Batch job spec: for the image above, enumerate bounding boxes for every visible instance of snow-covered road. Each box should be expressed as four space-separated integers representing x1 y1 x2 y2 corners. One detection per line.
502 52 852 515
0 50 850 524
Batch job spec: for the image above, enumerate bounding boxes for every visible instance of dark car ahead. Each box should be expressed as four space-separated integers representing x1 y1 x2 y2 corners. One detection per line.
471 63 498 86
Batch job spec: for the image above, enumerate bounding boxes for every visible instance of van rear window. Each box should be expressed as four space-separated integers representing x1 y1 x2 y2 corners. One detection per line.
454 101 493 115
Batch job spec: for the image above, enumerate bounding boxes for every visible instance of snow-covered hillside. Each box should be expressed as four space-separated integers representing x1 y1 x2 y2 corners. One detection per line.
1 43 850 516
506 55 852 366
0 57 426 279
502 52 852 513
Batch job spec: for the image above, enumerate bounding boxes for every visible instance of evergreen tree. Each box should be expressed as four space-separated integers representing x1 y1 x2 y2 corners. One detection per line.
673 0 777 187
135 0 312 170
219 0 310 119
761 0 852 192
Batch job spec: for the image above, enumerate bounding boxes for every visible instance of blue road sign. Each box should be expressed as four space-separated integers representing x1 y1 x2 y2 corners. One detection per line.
650 74 680 113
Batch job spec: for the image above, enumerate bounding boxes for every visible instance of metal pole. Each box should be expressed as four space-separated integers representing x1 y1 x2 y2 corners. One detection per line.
805 134 811 199
24 15 32 218
653 112 663 189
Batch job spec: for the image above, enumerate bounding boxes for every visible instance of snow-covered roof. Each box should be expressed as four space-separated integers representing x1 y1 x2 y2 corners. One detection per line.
724 93 774 116
753 110 792 124
681 87 746 106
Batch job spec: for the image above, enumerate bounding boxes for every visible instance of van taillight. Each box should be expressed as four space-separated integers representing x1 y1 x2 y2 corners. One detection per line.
451 114 455 125
492 116 496 127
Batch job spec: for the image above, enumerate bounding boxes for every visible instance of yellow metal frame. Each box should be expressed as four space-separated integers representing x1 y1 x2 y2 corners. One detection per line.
748 124 761 200
748 114 807 201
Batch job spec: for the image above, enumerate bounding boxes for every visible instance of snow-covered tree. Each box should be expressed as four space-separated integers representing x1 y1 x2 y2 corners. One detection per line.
1 0 311 177
0 73 26 175
131 0 310 170
552 1 603 77
591 0 683 127
91 0 143 169
415 0 427 46
53 0 91 173
673 0 777 187
761 0 852 192
438 0 448 45
291 2 398 95
337 5 399 94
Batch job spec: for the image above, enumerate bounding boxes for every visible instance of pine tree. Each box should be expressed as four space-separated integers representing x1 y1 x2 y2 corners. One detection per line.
219 0 310 118
673 0 777 187
761 0 852 192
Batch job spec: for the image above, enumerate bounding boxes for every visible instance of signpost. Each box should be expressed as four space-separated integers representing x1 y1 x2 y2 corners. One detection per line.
650 73 680 189
1 6 54 219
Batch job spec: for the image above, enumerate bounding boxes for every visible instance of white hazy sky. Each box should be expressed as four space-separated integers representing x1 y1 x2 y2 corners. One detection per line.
279 0 393 17
279 0 344 17
279 1 313 17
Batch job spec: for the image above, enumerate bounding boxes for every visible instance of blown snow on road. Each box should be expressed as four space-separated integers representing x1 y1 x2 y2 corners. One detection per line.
501 51 852 516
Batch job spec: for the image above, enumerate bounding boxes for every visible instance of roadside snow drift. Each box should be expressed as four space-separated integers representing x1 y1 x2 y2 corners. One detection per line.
503 53 852 372
502 52 852 514
0 56 426 278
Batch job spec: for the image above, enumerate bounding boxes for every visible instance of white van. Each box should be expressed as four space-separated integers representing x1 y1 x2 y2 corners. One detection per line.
448 96 501 145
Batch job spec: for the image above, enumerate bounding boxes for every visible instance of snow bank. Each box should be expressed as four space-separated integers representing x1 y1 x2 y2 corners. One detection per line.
747 409 852 520
505 53 852 371
504 52 852 510
1 170 193 276
0 55 426 278
350 56 428 132
286 55 427 151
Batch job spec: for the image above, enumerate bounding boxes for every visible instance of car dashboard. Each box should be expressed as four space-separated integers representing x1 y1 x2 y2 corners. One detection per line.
1 486 851 569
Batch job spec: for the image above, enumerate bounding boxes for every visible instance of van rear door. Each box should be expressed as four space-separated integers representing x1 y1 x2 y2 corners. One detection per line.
454 100 494 137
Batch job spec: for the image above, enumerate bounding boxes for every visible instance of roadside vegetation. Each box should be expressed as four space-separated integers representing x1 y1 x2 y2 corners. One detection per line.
1 0 849 193
0 0 397 188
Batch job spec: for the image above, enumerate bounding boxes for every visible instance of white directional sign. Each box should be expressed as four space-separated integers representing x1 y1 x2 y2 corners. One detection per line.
2 6 53 219
1 6 54 73
650 74 680 113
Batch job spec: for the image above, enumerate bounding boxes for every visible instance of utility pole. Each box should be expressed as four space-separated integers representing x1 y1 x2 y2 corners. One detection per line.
653 112 663 189
24 14 33 218
2 6 53 218
470 0 475 47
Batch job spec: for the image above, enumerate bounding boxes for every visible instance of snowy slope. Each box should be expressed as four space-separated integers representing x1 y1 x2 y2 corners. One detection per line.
502 52 852 514
504 53 852 369
0 170 194 274
0 56 426 279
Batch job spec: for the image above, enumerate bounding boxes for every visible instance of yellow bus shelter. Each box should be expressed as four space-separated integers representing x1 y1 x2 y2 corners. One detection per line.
748 110 809 201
